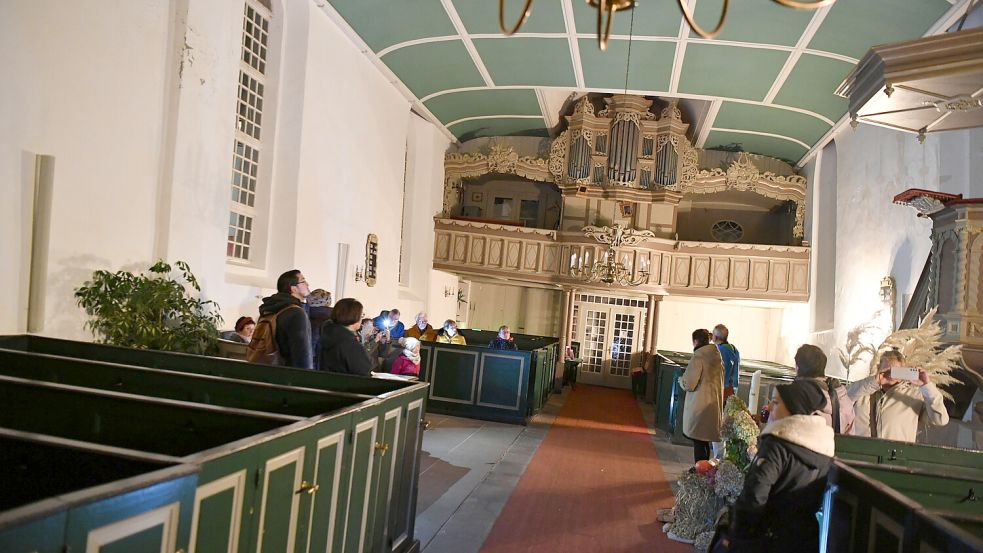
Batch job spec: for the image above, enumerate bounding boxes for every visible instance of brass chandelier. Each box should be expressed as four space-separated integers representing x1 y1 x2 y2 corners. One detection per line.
571 245 651 286
500 0 837 50
570 224 655 286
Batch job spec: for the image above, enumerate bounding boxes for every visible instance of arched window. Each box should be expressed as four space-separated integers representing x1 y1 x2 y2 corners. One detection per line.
227 0 274 261
711 220 744 243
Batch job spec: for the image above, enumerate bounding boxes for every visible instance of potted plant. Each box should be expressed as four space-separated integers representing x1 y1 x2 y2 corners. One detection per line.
74 260 223 355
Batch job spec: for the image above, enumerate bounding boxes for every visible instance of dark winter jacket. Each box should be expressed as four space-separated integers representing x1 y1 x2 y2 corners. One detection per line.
318 322 373 376
258 292 312 369
731 414 834 552
308 305 333 367
487 337 517 350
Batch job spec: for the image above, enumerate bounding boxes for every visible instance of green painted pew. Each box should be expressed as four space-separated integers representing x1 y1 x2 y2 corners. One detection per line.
836 433 983 473
0 335 429 553
0 349 374 418
0 427 198 553
823 460 983 552
415 331 558 425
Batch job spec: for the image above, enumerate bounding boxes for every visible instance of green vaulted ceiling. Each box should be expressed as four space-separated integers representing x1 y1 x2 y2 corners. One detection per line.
323 0 960 165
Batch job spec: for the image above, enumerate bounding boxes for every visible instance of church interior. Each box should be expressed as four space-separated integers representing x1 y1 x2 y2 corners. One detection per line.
2 1 983 552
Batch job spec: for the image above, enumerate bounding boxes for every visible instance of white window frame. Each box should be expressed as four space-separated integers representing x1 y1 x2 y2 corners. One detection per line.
227 0 273 265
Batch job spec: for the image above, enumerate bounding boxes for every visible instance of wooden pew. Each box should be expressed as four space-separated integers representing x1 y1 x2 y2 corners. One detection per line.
0 335 429 553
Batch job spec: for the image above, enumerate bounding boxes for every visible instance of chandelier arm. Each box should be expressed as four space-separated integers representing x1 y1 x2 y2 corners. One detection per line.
677 0 729 40
596 0 619 51
770 0 836 9
499 0 535 36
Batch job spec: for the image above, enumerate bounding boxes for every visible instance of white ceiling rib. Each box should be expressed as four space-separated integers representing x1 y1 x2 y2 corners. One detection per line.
325 0 964 165
762 7 833 104
562 0 586 89
316 3 457 144
668 6 691 95
711 128 811 149
446 114 545 128
420 85 836 125
377 34 860 66
696 99 723 148
439 0 495 87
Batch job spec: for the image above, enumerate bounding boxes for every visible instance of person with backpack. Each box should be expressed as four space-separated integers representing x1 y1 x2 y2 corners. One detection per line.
247 269 313 369
794 344 855 435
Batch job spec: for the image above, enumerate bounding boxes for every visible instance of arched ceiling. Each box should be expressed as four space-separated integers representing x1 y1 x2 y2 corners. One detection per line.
322 0 963 165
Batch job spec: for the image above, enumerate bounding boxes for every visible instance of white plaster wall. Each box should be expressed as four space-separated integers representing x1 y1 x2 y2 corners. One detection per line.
825 124 983 378
1 0 450 339
465 282 561 337
0 0 172 337
290 0 410 319
656 297 808 365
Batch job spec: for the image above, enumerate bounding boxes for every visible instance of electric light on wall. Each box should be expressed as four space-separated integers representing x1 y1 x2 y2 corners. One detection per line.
499 0 836 49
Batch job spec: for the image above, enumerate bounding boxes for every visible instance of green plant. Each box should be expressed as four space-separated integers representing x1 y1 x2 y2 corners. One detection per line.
75 260 223 355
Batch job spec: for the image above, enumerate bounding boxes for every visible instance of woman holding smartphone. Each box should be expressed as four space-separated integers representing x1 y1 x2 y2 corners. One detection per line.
846 349 948 442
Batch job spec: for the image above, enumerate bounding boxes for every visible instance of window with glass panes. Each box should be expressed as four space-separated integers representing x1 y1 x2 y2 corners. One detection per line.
227 0 271 261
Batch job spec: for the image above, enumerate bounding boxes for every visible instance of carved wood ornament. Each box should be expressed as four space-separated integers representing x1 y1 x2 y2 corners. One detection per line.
443 94 808 238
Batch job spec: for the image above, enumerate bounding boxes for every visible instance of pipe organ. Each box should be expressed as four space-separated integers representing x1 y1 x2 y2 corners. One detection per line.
561 95 691 190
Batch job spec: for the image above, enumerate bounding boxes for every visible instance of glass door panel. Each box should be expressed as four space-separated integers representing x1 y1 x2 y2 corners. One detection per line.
580 310 607 385
609 313 636 379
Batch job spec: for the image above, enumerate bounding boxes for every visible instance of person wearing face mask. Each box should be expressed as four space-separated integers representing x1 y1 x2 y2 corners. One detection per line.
435 319 467 345
392 337 422 376
405 312 438 341
713 380 834 552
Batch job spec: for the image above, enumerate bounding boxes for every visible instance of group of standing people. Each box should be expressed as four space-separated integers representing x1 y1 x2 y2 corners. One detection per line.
677 325 950 552
231 269 519 378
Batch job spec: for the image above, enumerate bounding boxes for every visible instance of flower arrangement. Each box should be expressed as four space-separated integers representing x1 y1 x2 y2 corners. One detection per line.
839 307 965 400
665 395 760 550
720 395 760 472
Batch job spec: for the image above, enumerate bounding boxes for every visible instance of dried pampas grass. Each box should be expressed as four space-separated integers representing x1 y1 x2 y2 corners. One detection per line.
839 307 966 400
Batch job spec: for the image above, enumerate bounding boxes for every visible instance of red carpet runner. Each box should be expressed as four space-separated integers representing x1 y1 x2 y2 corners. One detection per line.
479 385 691 553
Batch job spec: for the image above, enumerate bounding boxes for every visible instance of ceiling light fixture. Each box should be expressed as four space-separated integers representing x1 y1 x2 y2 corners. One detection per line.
499 0 837 48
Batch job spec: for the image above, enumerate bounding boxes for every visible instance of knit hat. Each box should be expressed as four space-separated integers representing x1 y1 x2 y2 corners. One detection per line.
308 289 332 307
776 380 827 416
794 344 828 378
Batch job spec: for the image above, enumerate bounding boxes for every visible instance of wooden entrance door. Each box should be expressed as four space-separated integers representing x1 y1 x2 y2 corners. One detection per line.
575 302 644 389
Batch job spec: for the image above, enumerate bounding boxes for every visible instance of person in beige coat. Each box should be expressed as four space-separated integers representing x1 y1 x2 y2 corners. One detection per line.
679 328 725 462
847 349 948 442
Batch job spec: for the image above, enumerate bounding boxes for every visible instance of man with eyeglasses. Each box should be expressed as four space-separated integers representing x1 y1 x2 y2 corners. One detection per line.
256 269 313 368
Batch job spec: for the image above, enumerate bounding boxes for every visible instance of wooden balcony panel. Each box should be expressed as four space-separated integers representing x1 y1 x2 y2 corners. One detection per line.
432 220 811 302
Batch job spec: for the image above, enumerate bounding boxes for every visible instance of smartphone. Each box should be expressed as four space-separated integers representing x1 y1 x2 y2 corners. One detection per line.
890 366 919 381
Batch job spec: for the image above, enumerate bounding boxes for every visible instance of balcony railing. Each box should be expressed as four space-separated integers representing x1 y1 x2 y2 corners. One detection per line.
433 218 810 302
